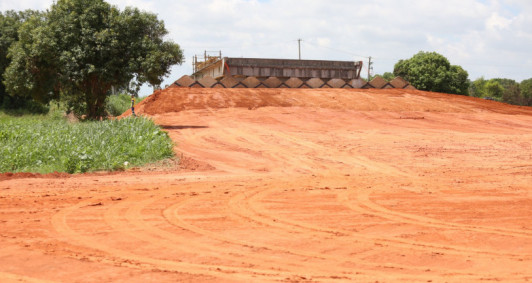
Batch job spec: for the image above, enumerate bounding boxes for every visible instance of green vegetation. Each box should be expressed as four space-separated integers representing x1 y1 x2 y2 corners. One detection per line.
0 114 174 174
393 51 469 95
2 0 183 119
0 10 42 109
388 51 530 106
469 77 531 106
521 78 532 106
106 93 145 117
0 1 178 174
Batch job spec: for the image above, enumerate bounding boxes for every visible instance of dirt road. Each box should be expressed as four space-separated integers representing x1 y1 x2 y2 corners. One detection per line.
1 88 531 282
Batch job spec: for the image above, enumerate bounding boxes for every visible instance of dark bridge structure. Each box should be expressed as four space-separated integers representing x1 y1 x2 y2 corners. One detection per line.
177 53 414 89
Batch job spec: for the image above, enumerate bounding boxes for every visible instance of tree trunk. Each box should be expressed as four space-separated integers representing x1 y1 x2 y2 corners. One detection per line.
85 77 110 120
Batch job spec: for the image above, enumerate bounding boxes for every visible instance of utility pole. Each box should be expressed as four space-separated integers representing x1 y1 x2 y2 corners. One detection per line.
298 38 302 60
367 56 373 81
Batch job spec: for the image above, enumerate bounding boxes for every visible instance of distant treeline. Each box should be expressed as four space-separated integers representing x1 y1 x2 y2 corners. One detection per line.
377 51 531 107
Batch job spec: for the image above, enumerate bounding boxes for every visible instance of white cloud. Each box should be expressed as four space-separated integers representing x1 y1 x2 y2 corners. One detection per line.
2 0 532 95
486 12 511 31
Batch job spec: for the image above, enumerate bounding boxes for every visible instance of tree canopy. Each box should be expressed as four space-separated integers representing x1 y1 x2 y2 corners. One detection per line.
3 0 184 118
468 77 530 106
484 80 505 99
0 10 42 107
393 51 469 95
521 78 532 106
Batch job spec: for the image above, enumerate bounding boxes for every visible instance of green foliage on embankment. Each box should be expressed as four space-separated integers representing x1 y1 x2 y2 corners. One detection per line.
0 114 173 174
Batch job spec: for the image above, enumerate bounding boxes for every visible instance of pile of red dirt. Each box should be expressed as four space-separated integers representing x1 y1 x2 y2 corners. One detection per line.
121 87 531 117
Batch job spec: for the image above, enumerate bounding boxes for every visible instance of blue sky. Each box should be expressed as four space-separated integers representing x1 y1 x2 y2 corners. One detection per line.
2 0 531 96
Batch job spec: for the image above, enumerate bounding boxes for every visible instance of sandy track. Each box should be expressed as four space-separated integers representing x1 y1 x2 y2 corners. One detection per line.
1 89 531 282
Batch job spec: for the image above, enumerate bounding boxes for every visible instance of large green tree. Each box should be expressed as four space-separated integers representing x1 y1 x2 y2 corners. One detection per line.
4 0 183 118
393 51 469 95
0 10 41 107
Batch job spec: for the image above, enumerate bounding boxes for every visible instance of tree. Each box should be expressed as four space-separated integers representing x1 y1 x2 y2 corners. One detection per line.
0 10 41 107
469 77 486 97
4 0 184 118
393 51 469 95
492 78 520 104
491 78 519 91
449 65 469 95
484 80 504 100
502 84 522 105
520 78 532 106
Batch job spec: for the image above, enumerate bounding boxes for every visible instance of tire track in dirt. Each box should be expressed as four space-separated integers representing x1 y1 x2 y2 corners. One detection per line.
340 188 532 239
0 272 58 283
51 191 294 281
242 184 530 276
118 191 328 277
165 188 371 276
106 193 300 280
169 185 501 282
50 185 397 282
226 186 506 280
260 186 531 281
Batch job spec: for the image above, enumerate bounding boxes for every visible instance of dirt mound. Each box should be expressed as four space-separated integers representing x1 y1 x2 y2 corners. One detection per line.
121 87 532 117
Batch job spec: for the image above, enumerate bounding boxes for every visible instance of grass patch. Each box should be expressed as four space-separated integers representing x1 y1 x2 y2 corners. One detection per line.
0 114 174 174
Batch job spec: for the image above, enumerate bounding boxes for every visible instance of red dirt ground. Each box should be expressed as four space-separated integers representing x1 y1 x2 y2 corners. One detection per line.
1 88 532 282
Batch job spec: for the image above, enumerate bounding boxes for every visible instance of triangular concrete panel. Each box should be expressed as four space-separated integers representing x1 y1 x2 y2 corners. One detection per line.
242 76 261 88
284 77 304 88
327 78 347 88
220 76 239 88
263 77 282 88
306 78 325 88
198 76 217 88
369 76 388 89
389 77 408 88
175 75 195 87
348 78 366 88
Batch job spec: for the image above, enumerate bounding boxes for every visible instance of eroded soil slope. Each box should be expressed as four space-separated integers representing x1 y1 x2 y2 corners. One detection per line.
2 88 532 282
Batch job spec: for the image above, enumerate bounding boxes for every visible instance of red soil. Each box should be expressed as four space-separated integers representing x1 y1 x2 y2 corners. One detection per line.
2 88 532 282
